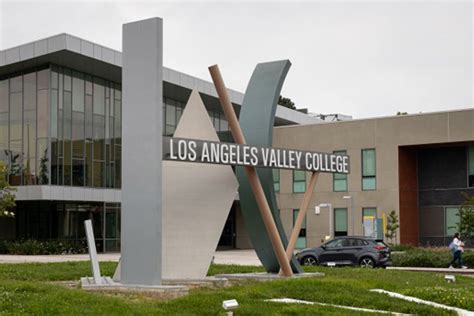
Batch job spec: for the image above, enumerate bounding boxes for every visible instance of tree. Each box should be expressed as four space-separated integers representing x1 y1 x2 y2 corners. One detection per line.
396 112 408 115
0 161 16 217
278 96 296 110
455 192 474 243
385 210 400 244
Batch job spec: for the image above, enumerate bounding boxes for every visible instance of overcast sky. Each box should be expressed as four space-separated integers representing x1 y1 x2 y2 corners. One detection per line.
1 0 472 118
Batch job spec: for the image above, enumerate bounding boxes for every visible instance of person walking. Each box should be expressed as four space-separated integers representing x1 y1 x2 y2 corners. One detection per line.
449 232 468 269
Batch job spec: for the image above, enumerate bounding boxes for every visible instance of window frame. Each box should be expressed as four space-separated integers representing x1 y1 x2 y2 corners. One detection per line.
292 170 306 193
333 150 348 192
272 169 280 192
334 208 348 236
361 148 376 191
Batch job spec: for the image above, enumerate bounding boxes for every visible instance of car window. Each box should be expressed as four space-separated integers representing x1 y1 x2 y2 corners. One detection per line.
342 239 357 247
325 239 344 248
355 239 369 246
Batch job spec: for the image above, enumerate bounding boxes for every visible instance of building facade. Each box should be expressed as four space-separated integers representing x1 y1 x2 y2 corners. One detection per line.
1 33 472 251
0 33 317 252
268 109 474 248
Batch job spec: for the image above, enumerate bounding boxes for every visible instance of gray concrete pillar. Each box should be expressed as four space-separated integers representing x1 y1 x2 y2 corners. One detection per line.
121 17 163 285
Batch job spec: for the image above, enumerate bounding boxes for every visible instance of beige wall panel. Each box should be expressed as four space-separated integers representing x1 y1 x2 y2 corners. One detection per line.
162 90 238 279
346 148 362 193
376 145 399 191
448 110 474 141
375 113 449 145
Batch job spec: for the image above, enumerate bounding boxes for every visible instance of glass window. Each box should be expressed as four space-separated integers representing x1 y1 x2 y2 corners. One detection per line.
469 146 474 187
362 149 376 190
23 110 36 183
37 69 49 90
23 73 36 110
293 209 306 249
85 141 93 187
85 95 93 140
63 141 71 185
9 92 22 141
8 140 22 185
51 70 58 89
51 140 58 185
334 208 348 236
51 89 58 138
446 207 460 237
9 75 22 93
273 169 280 192
221 119 229 132
166 102 176 131
0 113 7 152
93 161 104 187
115 146 121 188
362 208 377 237
213 112 220 131
0 80 8 113
85 76 93 95
37 89 49 139
293 170 306 193
64 70 71 91
114 99 121 145
72 159 85 186
37 138 49 185
333 150 347 192
63 91 72 139
93 80 105 115
362 208 377 221
72 73 84 112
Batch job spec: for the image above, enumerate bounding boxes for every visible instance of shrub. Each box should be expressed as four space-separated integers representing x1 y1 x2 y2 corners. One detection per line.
0 240 88 255
392 248 474 267
389 244 416 252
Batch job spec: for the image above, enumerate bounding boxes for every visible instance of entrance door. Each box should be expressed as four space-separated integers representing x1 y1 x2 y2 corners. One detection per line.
218 205 236 249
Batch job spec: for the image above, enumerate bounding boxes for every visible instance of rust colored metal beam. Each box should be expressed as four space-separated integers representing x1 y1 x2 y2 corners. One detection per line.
283 172 319 268
208 64 293 277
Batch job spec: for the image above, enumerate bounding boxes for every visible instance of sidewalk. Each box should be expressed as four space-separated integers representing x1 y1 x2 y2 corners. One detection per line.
0 249 262 266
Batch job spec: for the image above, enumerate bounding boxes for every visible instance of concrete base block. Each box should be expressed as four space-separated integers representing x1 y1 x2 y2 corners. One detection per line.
80 277 188 300
163 277 230 289
214 272 324 282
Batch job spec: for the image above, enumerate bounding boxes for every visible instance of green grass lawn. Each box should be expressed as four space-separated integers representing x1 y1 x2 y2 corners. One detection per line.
0 262 473 315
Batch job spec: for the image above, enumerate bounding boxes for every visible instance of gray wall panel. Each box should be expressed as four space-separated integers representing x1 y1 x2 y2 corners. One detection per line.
121 18 163 285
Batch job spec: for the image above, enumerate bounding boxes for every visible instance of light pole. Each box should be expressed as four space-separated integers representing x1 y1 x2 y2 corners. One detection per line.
316 203 333 239
343 195 354 236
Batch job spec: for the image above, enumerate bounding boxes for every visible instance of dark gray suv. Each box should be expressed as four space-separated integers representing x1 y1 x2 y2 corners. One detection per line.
295 236 391 268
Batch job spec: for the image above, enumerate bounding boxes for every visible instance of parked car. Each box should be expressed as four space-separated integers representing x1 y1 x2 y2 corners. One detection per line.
295 236 391 268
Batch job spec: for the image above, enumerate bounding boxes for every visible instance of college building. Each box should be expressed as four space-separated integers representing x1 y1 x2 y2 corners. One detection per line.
272 109 474 249
0 33 473 251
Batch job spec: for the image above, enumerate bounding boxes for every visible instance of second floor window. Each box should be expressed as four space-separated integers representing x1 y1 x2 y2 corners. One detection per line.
293 170 306 193
333 150 347 192
362 149 376 190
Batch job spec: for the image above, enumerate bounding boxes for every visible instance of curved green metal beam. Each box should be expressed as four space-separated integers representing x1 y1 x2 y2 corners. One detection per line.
236 60 303 273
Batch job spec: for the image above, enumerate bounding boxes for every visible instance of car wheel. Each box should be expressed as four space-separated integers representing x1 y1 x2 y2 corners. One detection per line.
359 257 375 268
302 256 318 266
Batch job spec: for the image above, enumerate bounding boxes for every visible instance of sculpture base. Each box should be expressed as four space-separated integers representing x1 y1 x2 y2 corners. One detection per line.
214 272 324 282
80 277 188 300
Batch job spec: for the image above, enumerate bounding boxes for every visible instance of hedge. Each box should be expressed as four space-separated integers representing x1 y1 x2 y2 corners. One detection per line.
392 248 474 268
0 240 88 255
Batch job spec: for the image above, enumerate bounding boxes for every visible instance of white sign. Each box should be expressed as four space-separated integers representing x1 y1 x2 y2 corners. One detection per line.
163 137 350 174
